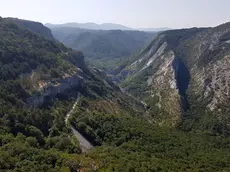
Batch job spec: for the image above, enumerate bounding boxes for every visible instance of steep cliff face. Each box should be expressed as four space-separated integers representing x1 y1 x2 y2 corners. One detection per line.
182 23 230 127
64 51 86 70
0 17 86 108
0 17 144 117
121 23 230 131
120 30 201 126
26 71 84 106
5 17 54 40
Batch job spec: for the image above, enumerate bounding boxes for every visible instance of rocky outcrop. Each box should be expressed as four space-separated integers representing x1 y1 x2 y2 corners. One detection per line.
120 23 230 129
64 51 86 70
147 50 181 126
27 72 84 106
121 39 183 126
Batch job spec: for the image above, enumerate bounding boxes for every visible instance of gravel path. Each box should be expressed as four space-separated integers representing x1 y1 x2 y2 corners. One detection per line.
65 93 94 152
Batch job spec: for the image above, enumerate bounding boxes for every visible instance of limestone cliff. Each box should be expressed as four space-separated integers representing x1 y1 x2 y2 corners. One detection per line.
26 71 84 106
121 23 230 131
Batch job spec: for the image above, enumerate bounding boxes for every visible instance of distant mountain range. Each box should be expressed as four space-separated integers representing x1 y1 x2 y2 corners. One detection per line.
137 27 171 32
45 22 170 31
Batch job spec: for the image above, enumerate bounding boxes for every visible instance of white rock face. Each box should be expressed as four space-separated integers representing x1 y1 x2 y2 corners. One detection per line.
142 42 167 71
144 49 181 125
169 79 177 89
130 57 144 67
27 74 84 106
147 77 153 86
121 23 230 126
192 55 230 111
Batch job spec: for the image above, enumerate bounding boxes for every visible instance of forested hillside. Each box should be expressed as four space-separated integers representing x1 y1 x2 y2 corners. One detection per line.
49 26 156 70
0 17 144 171
1 17 230 172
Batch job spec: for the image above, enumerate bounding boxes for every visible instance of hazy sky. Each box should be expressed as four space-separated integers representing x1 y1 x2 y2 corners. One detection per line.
1 0 229 29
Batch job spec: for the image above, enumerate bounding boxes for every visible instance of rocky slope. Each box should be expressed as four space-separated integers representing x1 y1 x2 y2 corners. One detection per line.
120 23 230 133
0 16 144 127
0 17 84 108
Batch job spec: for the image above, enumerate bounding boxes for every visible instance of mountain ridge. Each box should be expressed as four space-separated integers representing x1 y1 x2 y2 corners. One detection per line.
119 22 230 133
45 22 171 31
49 26 157 70
45 22 133 30
5 17 55 40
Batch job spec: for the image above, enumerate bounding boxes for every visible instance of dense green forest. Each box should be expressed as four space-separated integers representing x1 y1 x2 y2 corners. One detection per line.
49 26 156 71
0 17 143 171
0 18 89 171
68 97 230 171
1 17 230 172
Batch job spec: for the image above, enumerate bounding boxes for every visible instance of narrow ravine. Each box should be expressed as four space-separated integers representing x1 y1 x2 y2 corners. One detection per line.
172 57 190 111
65 93 94 152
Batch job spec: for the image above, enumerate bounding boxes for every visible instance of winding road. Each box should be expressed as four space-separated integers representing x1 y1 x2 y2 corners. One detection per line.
65 93 94 152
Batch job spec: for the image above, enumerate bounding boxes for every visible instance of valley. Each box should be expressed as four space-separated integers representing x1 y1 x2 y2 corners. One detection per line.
1 16 230 172
49 26 157 71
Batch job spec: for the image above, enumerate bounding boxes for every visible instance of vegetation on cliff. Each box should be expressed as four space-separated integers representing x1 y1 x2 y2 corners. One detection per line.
1 17 230 172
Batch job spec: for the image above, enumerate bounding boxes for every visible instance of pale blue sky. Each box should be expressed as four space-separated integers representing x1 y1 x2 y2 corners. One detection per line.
1 0 229 28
